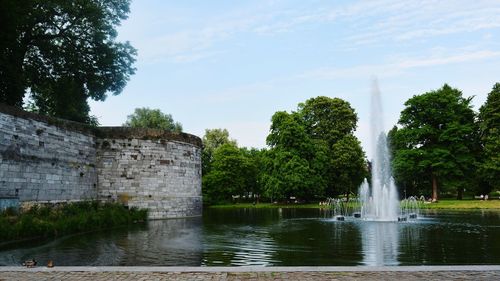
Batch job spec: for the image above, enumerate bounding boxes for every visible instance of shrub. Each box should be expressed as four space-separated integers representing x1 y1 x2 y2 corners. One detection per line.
0 201 148 242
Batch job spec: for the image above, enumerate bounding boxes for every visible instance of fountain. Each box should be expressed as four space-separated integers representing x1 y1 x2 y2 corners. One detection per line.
358 79 400 221
401 196 420 219
328 79 419 222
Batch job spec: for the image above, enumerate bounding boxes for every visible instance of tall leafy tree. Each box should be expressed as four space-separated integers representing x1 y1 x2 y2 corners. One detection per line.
478 83 500 191
392 84 477 201
262 149 319 201
124 108 183 132
299 96 358 146
263 96 364 201
0 0 136 123
330 135 367 199
298 96 364 196
388 126 429 197
200 129 265 205
202 143 251 204
263 111 328 201
239 147 265 202
201 128 237 176
267 111 312 154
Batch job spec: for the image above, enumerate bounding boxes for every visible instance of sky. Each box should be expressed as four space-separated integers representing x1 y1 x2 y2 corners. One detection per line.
90 0 500 159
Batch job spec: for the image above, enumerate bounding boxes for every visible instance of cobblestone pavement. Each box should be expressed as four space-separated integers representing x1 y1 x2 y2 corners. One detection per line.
1 270 499 281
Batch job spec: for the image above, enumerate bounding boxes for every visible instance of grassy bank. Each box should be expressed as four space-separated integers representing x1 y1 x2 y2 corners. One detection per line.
419 199 500 209
209 199 500 210
209 203 329 209
0 201 147 242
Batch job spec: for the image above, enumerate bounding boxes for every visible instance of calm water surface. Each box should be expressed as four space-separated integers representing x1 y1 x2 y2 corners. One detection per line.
1 208 500 266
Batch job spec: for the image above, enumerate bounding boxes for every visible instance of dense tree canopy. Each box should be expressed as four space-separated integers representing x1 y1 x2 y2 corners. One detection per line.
202 143 250 204
299 96 358 145
391 84 478 201
388 125 430 197
262 96 365 201
263 110 328 201
0 0 136 123
478 83 500 190
330 135 367 199
262 149 324 201
124 108 183 132
239 147 265 202
267 111 312 153
201 129 262 205
200 84 499 205
201 128 237 176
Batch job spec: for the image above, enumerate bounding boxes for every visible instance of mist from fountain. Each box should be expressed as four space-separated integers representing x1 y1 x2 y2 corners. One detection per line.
359 80 399 221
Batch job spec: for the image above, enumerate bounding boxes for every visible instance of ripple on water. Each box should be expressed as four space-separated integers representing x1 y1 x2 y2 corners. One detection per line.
1 209 500 266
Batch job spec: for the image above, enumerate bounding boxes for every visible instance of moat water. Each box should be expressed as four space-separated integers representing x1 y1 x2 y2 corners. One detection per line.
1 208 500 266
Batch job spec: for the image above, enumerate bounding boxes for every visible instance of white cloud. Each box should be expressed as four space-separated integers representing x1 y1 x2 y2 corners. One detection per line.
342 1 500 47
122 0 500 64
136 28 228 64
301 49 500 80
132 10 273 64
251 1 500 49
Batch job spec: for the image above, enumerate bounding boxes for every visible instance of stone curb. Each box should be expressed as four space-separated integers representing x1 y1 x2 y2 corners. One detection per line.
1 266 500 272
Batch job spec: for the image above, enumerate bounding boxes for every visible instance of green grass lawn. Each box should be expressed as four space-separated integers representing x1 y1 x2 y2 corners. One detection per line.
208 202 325 209
420 199 500 209
209 199 500 210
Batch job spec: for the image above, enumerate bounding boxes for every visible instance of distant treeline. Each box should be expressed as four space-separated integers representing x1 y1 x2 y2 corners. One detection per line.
202 83 500 204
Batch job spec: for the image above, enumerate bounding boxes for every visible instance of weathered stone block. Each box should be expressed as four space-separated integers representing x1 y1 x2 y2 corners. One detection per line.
0 106 202 219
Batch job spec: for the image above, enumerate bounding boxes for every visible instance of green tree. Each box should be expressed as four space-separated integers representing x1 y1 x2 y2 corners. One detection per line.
266 111 312 154
124 108 183 132
330 135 367 199
25 77 100 125
200 129 265 205
388 126 429 197
239 147 265 202
392 84 477 201
299 96 358 145
262 97 363 201
201 128 237 176
0 0 136 123
263 110 325 201
202 143 250 204
262 149 319 201
299 96 364 197
478 83 500 191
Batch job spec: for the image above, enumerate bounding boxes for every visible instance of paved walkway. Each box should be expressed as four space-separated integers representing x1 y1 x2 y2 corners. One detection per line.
1 266 499 280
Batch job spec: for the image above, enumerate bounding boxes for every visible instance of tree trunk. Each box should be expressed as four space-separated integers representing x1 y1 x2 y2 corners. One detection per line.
0 44 28 107
456 187 463 200
431 173 438 202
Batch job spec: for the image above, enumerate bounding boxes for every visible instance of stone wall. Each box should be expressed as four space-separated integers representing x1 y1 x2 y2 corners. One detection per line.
96 127 202 219
0 104 97 206
0 105 202 218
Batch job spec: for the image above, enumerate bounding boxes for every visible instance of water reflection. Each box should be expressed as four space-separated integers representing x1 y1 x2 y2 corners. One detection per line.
0 209 499 266
359 221 400 266
120 218 203 266
0 218 203 266
201 208 365 266
202 208 281 266
357 220 424 266
202 225 278 266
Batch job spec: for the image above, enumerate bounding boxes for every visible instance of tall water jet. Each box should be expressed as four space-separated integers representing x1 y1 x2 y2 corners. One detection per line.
359 79 399 221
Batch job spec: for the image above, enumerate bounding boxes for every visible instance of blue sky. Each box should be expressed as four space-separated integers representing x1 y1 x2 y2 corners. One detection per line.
90 0 500 158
